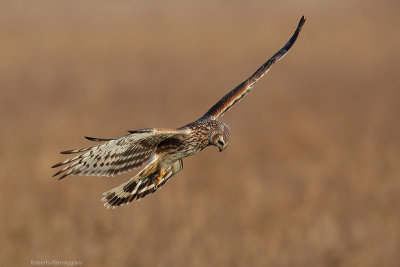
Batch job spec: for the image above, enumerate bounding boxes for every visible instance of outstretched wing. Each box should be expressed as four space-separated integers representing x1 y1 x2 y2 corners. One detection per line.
200 16 306 121
51 128 189 179
102 159 183 209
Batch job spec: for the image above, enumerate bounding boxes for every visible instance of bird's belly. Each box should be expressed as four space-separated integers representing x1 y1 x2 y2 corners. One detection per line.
159 144 205 166
157 136 207 161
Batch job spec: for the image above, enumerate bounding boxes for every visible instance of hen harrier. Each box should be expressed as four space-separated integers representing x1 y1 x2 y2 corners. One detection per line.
52 16 306 209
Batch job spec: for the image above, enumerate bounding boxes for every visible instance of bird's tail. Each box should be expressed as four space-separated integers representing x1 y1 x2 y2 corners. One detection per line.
101 160 183 209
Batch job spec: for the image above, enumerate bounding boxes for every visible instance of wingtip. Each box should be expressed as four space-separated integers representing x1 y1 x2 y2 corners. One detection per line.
284 15 306 50
57 173 68 180
51 162 62 168
298 15 306 29
60 150 74 154
52 169 63 177
84 136 113 142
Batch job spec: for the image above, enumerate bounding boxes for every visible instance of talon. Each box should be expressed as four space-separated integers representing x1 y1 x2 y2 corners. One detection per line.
155 176 162 188
155 170 167 188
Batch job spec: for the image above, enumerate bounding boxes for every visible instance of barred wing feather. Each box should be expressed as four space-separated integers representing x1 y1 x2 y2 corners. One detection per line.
52 128 189 179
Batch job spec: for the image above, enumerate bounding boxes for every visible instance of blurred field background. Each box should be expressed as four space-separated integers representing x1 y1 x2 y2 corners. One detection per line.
1 1 400 266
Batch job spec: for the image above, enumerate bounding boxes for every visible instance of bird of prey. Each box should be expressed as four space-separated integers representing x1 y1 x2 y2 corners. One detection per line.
52 16 306 209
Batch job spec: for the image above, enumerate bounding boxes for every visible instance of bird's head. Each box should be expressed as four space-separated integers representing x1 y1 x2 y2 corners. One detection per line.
209 122 230 152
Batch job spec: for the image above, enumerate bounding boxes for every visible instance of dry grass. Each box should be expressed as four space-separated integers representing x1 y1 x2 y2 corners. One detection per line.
1 1 400 266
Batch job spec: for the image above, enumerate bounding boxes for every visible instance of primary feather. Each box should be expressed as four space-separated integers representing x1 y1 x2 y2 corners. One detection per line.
52 128 189 179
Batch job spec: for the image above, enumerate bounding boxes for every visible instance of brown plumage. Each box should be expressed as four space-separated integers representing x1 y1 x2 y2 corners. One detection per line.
52 16 306 209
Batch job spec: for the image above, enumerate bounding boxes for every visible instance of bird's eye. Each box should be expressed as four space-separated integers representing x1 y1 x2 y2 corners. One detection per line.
217 140 224 146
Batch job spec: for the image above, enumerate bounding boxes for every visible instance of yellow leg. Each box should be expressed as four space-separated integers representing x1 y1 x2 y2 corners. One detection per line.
155 170 167 188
